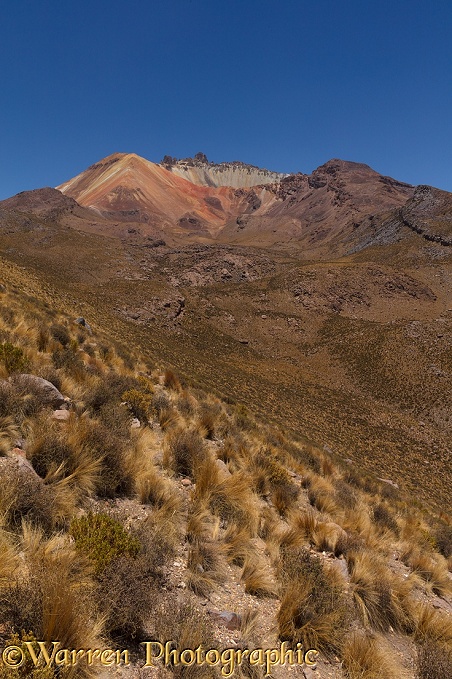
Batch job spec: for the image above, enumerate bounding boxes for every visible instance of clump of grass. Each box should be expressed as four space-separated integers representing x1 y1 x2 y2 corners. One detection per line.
371 502 399 535
223 522 255 567
413 603 452 647
279 509 317 549
186 540 226 597
401 546 452 596
277 547 349 656
312 520 347 553
347 550 415 633
208 472 260 535
163 368 182 392
165 427 207 478
241 554 277 597
1 524 102 659
69 512 140 575
342 631 402 679
335 478 359 509
249 449 299 515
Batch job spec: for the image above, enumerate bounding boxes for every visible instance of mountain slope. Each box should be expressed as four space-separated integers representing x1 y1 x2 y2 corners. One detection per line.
57 152 256 238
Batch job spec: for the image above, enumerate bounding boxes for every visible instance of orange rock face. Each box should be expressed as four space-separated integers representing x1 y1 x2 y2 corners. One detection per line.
57 153 253 236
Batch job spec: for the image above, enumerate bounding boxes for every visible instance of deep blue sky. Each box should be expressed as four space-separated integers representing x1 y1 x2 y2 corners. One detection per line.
1 0 451 199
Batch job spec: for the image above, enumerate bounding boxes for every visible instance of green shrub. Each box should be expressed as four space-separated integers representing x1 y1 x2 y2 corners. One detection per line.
0 343 30 374
0 631 55 678
69 513 140 575
122 388 152 422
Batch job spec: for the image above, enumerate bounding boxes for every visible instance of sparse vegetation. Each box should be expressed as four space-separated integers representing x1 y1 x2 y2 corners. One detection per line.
0 275 450 677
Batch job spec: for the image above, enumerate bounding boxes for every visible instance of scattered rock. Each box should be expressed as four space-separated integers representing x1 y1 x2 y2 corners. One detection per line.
75 317 92 332
208 610 241 631
131 418 141 429
377 477 399 489
181 478 192 487
52 409 70 422
215 458 231 479
2 451 41 480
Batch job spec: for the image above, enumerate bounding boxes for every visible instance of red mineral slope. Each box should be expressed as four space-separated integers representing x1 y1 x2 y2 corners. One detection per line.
57 152 254 238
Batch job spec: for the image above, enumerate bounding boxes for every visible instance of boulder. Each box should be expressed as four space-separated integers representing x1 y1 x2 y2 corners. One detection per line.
75 317 92 333
9 374 68 408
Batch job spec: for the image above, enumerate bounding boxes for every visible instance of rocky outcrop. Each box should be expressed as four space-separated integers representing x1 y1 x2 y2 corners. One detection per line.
162 153 286 188
9 374 69 408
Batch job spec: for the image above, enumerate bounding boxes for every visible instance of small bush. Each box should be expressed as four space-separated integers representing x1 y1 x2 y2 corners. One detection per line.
49 323 70 346
0 342 30 374
70 512 140 575
372 503 399 535
122 388 152 422
434 524 452 558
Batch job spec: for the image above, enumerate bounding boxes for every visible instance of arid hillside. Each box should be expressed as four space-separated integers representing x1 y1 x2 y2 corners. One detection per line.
0 270 450 679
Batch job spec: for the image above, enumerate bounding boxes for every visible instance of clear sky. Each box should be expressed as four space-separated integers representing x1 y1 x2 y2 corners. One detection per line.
1 0 451 199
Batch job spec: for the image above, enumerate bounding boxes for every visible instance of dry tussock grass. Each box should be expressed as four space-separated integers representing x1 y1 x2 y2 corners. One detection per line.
401 545 452 596
312 519 347 553
347 550 416 633
279 508 317 549
208 471 260 535
342 631 405 679
186 540 227 597
1 523 103 653
241 553 277 598
223 522 256 567
277 547 349 656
